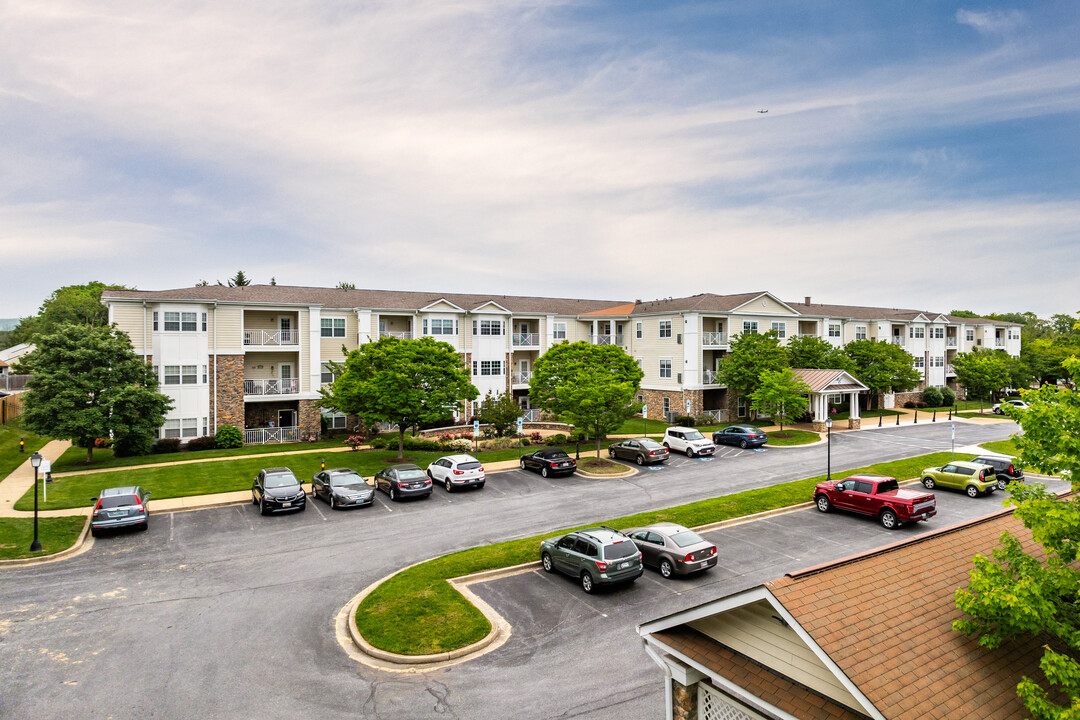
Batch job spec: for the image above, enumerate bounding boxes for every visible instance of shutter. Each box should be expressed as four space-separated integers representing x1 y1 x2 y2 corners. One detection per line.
423 319 428 335
677 333 682 344
472 320 477 335
677 373 682 383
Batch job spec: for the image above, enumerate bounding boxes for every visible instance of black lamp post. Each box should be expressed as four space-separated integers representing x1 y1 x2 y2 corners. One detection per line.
825 417 833 482
30 451 43 552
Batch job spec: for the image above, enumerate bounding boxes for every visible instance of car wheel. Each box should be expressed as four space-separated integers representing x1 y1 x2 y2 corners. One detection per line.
966 485 979 498
815 494 831 513
259 498 268 516
138 521 149 532
740 439 748 449
541 466 549 478
520 459 526 470
389 486 397 502
880 509 898 529
636 455 644 465
686 447 695 458
90 527 100 538
329 495 336 510
477 482 485 490
663 442 670 450
252 492 258 505
998 478 1008 491
608 449 615 458
541 553 554 573
660 559 674 579
445 479 453 493
581 572 595 594
922 477 935 490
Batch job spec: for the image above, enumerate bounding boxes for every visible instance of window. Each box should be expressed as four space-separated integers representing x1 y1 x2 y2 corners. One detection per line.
855 325 867 340
663 397 670 414
475 360 502 376
771 322 786 338
321 318 346 337
828 324 841 338
737 396 747 417
182 418 198 438
933 356 945 367
321 409 347 430
829 393 843 404
202 417 208 436
201 313 207 332
909 327 925 339
427 319 454 335
635 322 642 339
479 320 503 336
164 366 180 385
659 359 672 378
164 312 180 332
931 327 944 339
321 363 336 384
659 321 672 338
163 419 181 438
153 312 159 331
635 358 643 370
181 365 197 384
181 312 197 332
202 365 208 384
552 322 567 340
742 321 758 335
914 357 925 369
637 394 644 405
966 329 975 342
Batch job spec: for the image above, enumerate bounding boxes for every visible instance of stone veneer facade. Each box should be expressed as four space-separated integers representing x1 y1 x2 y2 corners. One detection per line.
298 399 321 440
213 354 245 430
671 679 697 720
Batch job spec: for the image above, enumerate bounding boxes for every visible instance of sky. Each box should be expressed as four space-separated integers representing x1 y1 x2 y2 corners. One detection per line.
1 1 1078 319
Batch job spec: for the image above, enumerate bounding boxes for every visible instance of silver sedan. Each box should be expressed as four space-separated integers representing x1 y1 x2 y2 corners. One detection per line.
623 523 718 578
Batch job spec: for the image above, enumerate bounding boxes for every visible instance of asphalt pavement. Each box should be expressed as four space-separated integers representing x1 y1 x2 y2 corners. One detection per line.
0 419 1039 720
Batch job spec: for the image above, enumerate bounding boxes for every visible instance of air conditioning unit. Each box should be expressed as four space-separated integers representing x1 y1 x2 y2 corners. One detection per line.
677 373 682 383
677 333 682 344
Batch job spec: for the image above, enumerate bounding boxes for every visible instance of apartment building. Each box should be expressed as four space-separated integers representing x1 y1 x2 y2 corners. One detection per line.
101 286 1020 442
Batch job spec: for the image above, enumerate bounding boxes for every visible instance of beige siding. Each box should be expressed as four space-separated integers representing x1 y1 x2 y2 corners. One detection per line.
627 316 684 388
321 313 358 359
112 304 146 352
215 307 242 350
243 352 301 380
732 295 798 316
690 601 862 711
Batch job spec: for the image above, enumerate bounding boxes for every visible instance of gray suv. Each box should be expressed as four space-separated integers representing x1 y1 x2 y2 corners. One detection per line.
539 527 644 593
90 486 151 537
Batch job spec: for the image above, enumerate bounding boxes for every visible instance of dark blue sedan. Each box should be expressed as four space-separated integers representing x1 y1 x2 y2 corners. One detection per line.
712 425 768 448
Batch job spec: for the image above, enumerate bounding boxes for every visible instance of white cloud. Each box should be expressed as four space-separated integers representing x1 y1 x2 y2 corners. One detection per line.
956 8 1026 35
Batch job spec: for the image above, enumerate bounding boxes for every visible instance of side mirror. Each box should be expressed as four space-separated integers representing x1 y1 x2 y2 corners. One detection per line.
90 497 97 502
834 484 844 492
144 491 152 497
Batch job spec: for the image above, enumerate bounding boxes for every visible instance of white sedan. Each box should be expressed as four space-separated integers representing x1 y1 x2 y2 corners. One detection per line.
992 399 1029 415
426 454 486 492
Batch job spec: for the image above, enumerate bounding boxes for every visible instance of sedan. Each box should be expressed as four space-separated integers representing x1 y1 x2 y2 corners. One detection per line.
252 467 307 515
992 399 1029 415
623 523 717 578
311 468 375 509
920 461 997 497
427 454 486 492
373 464 432 501
90 486 151 537
712 425 768 449
608 438 669 465
520 448 577 478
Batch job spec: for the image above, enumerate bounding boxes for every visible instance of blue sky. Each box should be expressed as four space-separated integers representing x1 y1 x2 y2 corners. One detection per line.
2 1 1078 318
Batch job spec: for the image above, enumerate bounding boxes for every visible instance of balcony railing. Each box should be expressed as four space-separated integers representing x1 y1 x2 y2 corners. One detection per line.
244 329 298 346
245 426 300 445
995 339 1005 347
701 332 727 346
946 337 958 347
379 331 413 340
701 408 728 423
946 364 956 376
702 369 720 384
244 378 299 396
592 334 624 346
799 332 818 338
512 371 533 385
512 333 540 347
891 337 904 346
521 408 541 422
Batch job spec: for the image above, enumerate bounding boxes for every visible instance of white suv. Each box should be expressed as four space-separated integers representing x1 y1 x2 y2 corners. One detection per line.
662 427 716 458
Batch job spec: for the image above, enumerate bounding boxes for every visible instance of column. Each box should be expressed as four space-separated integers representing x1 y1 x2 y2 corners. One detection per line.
848 391 861 430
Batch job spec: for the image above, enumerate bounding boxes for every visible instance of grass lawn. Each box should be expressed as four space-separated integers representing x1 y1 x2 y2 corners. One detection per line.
0 516 87 561
980 439 1019 456
613 418 671 435
578 458 627 474
357 450 957 655
765 429 820 446
831 409 902 421
0 417 51 480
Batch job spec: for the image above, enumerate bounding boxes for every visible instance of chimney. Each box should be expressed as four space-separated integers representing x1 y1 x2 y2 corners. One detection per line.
804 296 811 306
635 299 641 305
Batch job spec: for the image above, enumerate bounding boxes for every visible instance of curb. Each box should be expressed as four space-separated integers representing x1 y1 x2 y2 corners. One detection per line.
0 516 93 568
574 465 639 479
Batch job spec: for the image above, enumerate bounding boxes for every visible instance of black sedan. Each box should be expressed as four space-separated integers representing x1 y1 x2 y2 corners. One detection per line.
373 464 432 501
712 425 768 449
520 449 577 478
252 467 307 515
608 438 669 465
311 468 375 509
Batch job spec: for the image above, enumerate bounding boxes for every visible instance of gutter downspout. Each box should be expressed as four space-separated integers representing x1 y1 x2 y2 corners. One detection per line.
640 636 675 720
142 301 148 361
213 302 218 435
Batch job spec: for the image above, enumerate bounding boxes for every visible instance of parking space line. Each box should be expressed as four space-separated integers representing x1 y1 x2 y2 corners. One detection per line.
640 573 681 595
310 498 328 521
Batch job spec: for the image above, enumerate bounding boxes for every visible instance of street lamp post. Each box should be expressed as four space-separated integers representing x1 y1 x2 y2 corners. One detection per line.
29 451 43 552
825 418 833 482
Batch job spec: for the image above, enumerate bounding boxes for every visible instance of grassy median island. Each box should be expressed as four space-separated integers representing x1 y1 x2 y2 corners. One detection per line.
761 429 818 446
0 516 87 561
356 450 958 656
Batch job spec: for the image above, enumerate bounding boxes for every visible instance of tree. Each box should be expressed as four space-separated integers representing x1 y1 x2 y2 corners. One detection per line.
953 356 1080 719
18 324 172 462
529 342 643 458
843 340 921 409
269 277 277 286
717 331 788 415
9 281 129 344
785 335 854 373
217 271 251 287
476 390 522 437
952 348 1010 412
749 369 810 432
320 336 478 459
336 282 357 290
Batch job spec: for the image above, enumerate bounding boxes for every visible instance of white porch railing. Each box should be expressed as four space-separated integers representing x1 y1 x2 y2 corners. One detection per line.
702 369 720 384
521 408 541 422
701 332 727 346
243 329 299 346
379 331 413 340
799 332 818 338
946 338 958 347
701 408 728 423
245 426 300 444
512 371 533 385
592 334 624 346
995 339 1005 347
891 337 904 346
946 364 956 375
512 333 540 347
2 374 31 392
244 378 299 396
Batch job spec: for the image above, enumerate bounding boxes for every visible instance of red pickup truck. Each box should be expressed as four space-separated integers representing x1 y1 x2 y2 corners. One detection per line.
814 474 936 530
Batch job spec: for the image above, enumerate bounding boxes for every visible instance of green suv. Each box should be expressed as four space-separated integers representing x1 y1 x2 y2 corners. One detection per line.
921 460 997 497
539 527 644 594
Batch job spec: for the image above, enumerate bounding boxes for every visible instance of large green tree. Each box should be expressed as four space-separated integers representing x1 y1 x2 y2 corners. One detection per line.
9 282 129 345
19 324 171 462
477 390 522 437
320 336 478 459
785 335 855 373
952 348 1010 412
717 330 788 415
529 341 643 458
842 339 921 409
749 369 810 431
954 356 1080 719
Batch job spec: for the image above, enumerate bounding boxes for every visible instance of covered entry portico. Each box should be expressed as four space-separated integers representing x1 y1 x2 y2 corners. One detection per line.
791 369 869 431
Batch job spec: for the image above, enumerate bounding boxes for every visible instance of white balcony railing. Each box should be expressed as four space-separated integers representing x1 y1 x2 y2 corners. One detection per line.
702 369 720 384
592 334 624 346
512 333 540 347
701 408 728 423
244 378 299 396
521 408 541 422
799 332 818 338
379 331 413 340
995 339 1005 347
946 364 956 376
245 426 300 445
701 332 727 346
244 329 299 346
512 371 533 385
891 337 904 346
946 338 958 347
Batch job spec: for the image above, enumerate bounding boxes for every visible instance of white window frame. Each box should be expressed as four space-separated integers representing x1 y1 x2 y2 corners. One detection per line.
659 320 672 339
181 312 197 332
742 321 758 335
552 322 567 340
635 321 642 339
321 363 337 385
321 317 346 338
855 326 867 340
479 319 503 336
181 418 199 438
479 360 502 376
910 326 925 339
659 359 672 379
163 312 180 332
771 321 786 338
966 329 975 342
181 365 198 384
931 327 944 339
163 419 181 438
913 357 925 369
164 365 180 385
828 323 841 338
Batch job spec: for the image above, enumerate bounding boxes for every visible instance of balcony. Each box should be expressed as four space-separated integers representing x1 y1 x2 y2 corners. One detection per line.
521 408 541 422
379 331 413 340
245 426 300 445
702 369 720 385
891 337 904 346
946 337 958 347
995 339 1005 347
701 332 728 347
799 332 818 338
244 329 298 346
512 371 533 385
512 333 540 347
244 378 299 396
592 334 624 346
946 364 956 376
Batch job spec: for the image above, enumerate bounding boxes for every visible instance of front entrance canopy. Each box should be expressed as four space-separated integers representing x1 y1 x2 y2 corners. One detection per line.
791 369 869 424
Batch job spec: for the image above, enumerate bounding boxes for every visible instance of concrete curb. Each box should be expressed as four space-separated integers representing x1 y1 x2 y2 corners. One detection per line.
0 515 93 568
574 465 639 479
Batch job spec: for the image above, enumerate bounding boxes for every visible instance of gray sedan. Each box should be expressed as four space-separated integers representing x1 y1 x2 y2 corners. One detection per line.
608 438 669 465
623 523 717 578
311 468 375 509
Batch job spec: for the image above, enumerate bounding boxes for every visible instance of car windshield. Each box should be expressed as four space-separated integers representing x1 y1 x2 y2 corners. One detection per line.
684 430 705 441
98 495 138 509
457 462 481 470
669 530 705 548
877 479 899 492
264 473 298 488
603 541 638 559
546 451 569 460
397 469 427 481
332 473 366 489
640 439 663 449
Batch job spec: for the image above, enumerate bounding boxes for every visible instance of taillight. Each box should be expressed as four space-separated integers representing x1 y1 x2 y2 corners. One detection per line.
685 553 695 562
650 450 656 456
92 498 102 517
478 466 485 472
397 482 409 488
596 561 607 571
637 551 642 562
709 547 716 556
453 469 465 475
1009 465 1015 474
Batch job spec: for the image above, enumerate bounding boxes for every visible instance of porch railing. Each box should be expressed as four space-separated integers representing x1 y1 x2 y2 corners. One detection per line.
512 371 533 385
243 329 299 346
701 408 728 423
946 337 958 347
2 374 31 392
946 364 956 375
379 331 413 340
702 369 720 384
512 333 540 347
592 334 624 346
701 332 727 346
245 426 300 445
891 337 904 346
521 408 541 422
995 339 1005 347
244 378 299 396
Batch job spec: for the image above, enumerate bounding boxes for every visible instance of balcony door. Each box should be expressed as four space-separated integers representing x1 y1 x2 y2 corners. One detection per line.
280 317 291 343
277 409 296 428
280 363 293 393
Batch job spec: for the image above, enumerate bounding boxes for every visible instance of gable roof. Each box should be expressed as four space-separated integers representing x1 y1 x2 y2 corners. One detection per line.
791 369 868 394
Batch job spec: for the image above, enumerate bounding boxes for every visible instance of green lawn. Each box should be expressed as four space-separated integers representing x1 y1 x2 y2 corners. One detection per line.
613 418 671 435
765 429 820 446
0 516 87 561
832 409 902 421
0 417 51 480
980 439 1019 456
357 450 957 655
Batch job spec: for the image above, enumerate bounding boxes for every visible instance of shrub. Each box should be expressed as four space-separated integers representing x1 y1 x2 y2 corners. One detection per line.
940 386 956 406
448 438 474 453
521 438 530 447
151 438 182 454
344 435 364 451
403 436 440 451
673 415 695 427
215 424 244 449
545 433 568 446
369 436 389 449
528 431 543 444
480 437 516 451
916 401 927 408
903 401 916 409
112 434 153 458
921 386 943 408
186 436 216 452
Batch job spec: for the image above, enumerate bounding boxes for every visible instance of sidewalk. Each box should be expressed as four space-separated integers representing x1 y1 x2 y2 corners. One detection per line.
0 439 79 518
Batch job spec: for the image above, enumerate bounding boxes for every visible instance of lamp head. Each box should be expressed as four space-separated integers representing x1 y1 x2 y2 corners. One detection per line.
825 418 833 429
30 451 43 468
